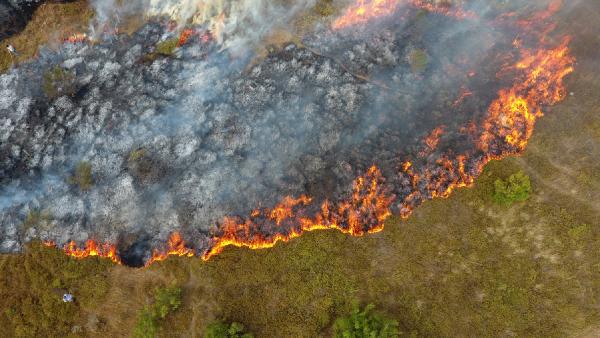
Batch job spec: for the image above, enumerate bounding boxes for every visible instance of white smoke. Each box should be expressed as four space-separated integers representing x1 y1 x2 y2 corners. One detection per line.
90 0 316 53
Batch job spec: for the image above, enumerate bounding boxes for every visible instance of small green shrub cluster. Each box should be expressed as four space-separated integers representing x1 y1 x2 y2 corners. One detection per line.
408 49 429 72
314 0 335 17
133 286 182 338
333 304 400 338
493 171 531 205
155 38 179 56
42 66 77 99
68 161 93 191
204 321 253 338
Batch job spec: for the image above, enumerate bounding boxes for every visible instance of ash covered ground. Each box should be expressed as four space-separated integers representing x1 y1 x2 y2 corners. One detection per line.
0 1 553 265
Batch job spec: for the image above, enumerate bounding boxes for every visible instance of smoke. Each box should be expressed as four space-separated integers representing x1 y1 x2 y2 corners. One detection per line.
0 0 575 265
89 0 315 53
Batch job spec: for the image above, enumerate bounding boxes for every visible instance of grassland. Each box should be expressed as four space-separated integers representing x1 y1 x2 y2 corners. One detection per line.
1 1 600 337
0 1 93 74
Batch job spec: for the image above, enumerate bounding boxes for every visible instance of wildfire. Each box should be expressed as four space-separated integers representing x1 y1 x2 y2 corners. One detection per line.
479 37 574 155
201 166 392 261
62 240 122 264
145 232 195 267
42 1 574 267
419 126 446 157
178 29 196 47
64 33 89 44
332 0 475 29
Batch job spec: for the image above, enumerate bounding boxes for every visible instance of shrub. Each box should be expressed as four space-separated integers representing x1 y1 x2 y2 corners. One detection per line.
408 49 428 72
493 171 531 205
133 286 182 338
333 304 400 338
68 161 93 191
204 321 254 338
155 38 179 56
314 0 335 17
42 66 76 99
22 209 52 230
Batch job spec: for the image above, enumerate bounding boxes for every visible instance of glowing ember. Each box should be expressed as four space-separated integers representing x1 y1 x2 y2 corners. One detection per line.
64 33 89 44
178 29 195 47
332 0 475 29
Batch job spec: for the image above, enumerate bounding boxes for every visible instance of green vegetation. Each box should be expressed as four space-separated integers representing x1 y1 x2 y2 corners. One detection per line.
22 209 52 231
42 66 77 99
133 286 182 338
156 38 179 56
129 148 147 162
0 1 93 74
68 161 93 191
333 304 400 338
204 321 254 338
408 49 429 72
492 171 531 205
0 242 112 337
314 0 335 17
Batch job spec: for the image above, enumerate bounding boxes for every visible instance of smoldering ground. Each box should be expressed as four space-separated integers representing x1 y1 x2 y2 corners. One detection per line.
0 0 572 265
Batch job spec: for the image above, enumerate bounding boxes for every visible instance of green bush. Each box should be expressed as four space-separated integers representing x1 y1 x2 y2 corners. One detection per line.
204 321 253 338
493 171 531 205
133 286 182 338
155 38 179 56
42 66 77 99
333 304 400 338
408 49 428 72
68 161 93 191
314 0 335 17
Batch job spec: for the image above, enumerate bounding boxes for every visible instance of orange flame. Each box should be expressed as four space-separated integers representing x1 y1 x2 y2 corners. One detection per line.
64 33 89 44
144 232 195 267
332 0 475 29
200 166 392 261
44 3 574 267
178 29 195 47
63 240 122 264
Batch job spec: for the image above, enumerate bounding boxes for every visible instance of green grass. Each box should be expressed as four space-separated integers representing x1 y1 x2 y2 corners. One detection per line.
408 49 429 72
0 1 93 74
0 242 113 337
493 170 531 205
204 321 254 338
42 66 77 99
133 286 182 338
333 304 400 338
68 161 93 191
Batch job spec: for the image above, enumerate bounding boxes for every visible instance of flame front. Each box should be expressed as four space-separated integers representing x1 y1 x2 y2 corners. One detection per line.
44 1 575 267
145 232 195 267
61 240 122 264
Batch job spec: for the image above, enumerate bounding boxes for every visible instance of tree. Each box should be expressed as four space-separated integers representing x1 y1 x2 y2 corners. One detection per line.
204 321 253 338
493 171 531 205
333 304 400 338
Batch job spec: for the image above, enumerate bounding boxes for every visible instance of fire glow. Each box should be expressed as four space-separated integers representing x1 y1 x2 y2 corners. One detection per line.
332 0 476 29
46 1 575 267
